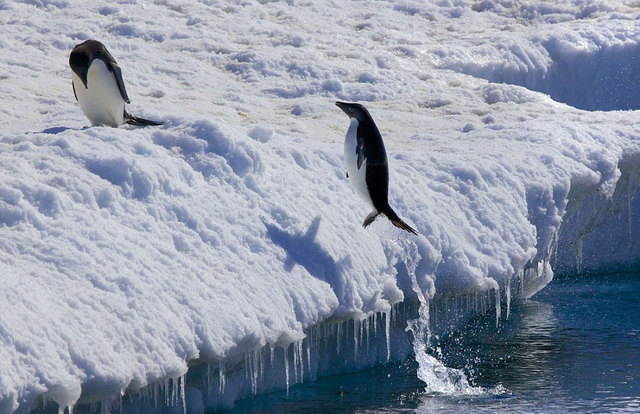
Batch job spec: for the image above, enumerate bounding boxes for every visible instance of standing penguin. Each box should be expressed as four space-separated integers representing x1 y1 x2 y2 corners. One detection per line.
69 39 162 127
336 101 418 235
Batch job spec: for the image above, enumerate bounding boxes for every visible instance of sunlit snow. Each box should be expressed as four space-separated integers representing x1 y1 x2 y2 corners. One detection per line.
1 0 640 412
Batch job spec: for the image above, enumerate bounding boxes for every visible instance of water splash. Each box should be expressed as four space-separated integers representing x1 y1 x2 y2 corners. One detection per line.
397 238 482 395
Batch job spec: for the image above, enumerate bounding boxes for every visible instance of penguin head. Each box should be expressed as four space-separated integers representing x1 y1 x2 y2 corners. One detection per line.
69 42 91 88
335 101 370 122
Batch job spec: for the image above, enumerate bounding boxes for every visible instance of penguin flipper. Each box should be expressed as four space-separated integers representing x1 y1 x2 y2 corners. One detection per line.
362 211 379 228
381 205 418 235
98 46 131 104
356 150 366 170
356 129 366 170
124 111 163 127
111 64 131 104
72 81 78 101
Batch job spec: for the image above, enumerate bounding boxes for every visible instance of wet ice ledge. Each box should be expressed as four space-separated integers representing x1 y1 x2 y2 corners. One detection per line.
29 255 551 413
49 291 504 414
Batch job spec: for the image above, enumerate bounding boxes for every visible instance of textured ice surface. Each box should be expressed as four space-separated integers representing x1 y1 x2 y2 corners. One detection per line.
2 0 640 412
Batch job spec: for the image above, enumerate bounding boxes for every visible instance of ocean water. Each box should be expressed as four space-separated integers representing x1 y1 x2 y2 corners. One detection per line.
217 273 640 413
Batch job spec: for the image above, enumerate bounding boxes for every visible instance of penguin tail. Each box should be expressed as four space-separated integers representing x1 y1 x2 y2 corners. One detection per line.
124 111 163 127
381 205 418 235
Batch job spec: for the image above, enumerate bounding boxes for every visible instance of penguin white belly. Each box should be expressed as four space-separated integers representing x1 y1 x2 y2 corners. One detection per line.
343 118 374 208
72 59 124 127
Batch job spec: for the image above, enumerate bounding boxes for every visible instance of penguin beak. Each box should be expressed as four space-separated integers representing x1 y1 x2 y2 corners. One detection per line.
335 101 349 115
71 66 88 89
79 70 88 89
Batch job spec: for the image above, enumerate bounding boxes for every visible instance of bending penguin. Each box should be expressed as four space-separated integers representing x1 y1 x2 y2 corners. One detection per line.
336 101 418 235
69 40 162 127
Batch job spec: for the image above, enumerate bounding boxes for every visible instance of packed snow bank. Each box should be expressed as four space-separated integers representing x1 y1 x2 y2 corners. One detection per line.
2 0 640 412
433 1 640 111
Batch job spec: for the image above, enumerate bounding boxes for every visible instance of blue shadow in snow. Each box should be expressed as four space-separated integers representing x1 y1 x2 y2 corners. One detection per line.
265 216 340 283
41 126 73 134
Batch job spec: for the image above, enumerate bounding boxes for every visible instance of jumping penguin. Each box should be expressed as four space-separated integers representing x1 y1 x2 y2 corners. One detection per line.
69 40 162 127
336 101 418 235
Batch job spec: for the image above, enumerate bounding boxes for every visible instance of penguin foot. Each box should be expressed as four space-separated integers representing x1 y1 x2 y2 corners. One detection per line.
362 211 379 228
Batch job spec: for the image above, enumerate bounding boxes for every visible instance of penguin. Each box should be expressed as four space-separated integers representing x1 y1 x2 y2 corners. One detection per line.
336 101 418 235
69 40 162 127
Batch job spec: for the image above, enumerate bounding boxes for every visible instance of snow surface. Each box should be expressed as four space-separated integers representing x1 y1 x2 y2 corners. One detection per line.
2 0 640 412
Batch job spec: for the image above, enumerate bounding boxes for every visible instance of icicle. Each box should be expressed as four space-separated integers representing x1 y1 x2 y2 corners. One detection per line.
293 342 299 384
365 314 371 356
255 349 261 393
153 383 159 409
384 310 391 362
176 376 181 406
180 375 186 414
506 277 512 319
284 345 290 394
629 185 633 243
173 377 178 406
336 322 341 354
297 340 304 383
244 353 249 381
246 350 258 394
247 351 256 394
391 303 396 326
259 349 265 387
219 360 226 395
353 319 359 358
305 336 312 379
494 287 501 326
519 269 524 294
270 344 275 367
552 230 559 266
251 350 257 394
373 312 378 336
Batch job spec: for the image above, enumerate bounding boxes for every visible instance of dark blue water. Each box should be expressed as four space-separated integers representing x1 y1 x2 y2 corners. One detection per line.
218 273 640 413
